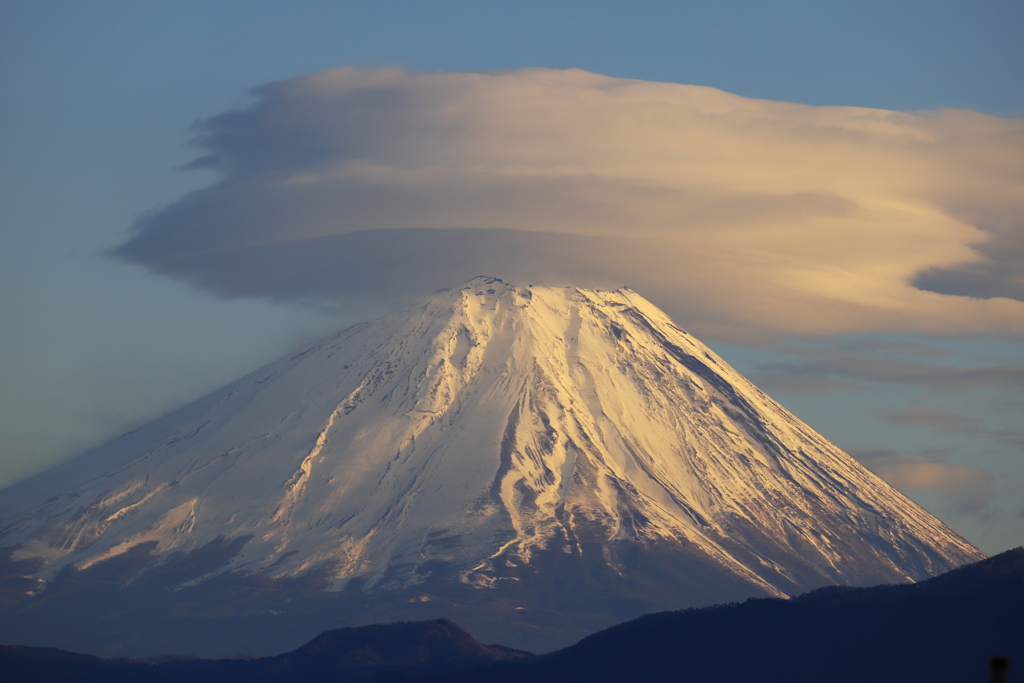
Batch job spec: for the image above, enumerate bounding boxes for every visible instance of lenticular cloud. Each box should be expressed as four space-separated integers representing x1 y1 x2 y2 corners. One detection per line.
113 67 1024 339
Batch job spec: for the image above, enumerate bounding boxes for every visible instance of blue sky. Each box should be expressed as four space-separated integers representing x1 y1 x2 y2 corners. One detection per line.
1 1 1022 554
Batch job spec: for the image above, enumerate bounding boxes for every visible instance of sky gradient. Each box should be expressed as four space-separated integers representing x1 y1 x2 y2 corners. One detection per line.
1 1 1022 554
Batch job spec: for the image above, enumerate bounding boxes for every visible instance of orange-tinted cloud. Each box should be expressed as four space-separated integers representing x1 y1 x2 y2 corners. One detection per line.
114 67 1024 340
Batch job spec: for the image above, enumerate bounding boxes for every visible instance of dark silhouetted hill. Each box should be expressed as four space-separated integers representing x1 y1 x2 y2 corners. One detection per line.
429 546 1024 682
0 618 531 683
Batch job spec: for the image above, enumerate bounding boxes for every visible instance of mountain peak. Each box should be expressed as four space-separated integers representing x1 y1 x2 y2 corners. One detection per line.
0 283 983 654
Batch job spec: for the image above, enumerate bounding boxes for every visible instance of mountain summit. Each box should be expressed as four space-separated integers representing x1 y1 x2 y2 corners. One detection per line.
0 277 983 655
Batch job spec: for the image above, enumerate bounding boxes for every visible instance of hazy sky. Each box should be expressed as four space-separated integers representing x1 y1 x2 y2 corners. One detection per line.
1 0 1022 554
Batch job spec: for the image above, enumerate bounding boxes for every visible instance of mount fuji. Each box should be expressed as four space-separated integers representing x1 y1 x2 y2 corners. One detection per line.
0 277 983 655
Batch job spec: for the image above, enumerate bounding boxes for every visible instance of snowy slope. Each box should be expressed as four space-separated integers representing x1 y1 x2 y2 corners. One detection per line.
0 277 982 603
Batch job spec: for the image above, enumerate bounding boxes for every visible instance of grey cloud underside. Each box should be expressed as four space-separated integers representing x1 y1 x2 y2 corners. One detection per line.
113 227 641 307
914 261 1024 302
112 224 752 336
914 203 1024 302
113 171 855 307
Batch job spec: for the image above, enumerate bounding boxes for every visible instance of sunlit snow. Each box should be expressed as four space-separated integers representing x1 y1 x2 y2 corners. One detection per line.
0 278 982 594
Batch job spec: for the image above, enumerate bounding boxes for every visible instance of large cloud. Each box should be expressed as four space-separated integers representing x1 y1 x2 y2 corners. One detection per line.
114 67 1024 339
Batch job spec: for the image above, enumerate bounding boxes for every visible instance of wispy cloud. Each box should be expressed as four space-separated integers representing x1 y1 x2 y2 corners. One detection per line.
855 449 994 513
881 407 982 433
753 356 1024 393
875 406 1024 450
113 67 1024 339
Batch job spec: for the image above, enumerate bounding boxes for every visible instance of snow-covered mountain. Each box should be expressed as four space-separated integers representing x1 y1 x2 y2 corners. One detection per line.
0 277 983 655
